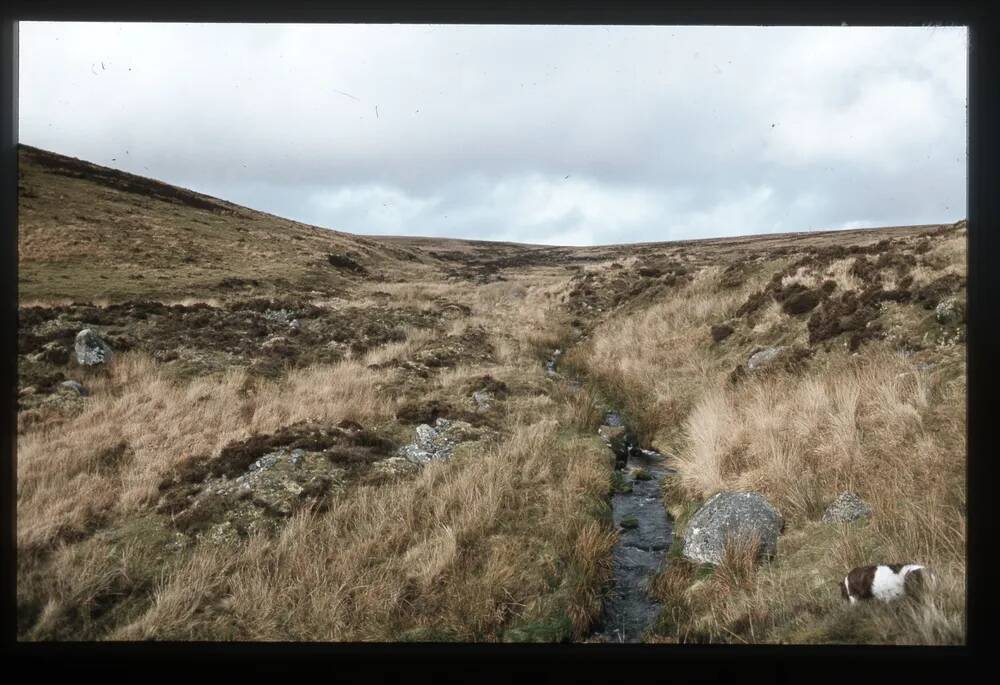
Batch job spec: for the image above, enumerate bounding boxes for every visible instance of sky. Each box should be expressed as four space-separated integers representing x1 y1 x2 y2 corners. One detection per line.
19 22 967 246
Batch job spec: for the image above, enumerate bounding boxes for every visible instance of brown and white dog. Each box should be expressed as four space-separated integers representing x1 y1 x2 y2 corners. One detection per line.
841 564 927 603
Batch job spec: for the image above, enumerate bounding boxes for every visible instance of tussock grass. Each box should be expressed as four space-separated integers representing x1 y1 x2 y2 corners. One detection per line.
105 420 611 641
824 258 866 292
18 260 620 641
17 353 392 551
17 152 965 644
713 532 763 596
362 326 438 366
569 242 966 644
563 265 749 446
673 351 935 517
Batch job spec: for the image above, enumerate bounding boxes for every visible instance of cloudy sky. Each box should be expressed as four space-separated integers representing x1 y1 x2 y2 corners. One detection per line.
19 22 967 246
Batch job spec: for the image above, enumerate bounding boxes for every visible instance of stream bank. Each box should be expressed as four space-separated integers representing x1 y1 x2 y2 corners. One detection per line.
545 351 675 643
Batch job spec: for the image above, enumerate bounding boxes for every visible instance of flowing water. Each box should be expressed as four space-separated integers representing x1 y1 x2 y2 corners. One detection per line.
591 411 674 643
545 352 674 643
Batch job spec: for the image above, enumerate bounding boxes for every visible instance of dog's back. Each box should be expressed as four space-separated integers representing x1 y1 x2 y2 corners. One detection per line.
841 564 926 603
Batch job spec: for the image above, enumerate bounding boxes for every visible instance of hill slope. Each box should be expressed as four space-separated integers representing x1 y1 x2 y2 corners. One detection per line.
17 144 437 302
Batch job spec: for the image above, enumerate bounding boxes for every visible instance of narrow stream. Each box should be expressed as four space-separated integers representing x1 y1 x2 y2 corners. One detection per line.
592 411 673 643
545 351 674 643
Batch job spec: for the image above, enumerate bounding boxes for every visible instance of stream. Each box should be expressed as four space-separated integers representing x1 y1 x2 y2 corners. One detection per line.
545 351 675 643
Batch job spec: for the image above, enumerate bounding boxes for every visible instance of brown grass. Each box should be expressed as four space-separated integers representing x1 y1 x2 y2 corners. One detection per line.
18 255 617 641
568 235 966 644
17 145 965 643
101 421 611 641
17 353 392 551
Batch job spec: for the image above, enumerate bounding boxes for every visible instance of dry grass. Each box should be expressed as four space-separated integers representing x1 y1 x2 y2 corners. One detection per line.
362 326 438 366
162 296 224 308
673 351 936 517
103 420 612 641
568 238 966 645
713 532 763 596
18 257 618 641
16 145 966 643
824 258 866 292
17 353 393 552
563 265 750 446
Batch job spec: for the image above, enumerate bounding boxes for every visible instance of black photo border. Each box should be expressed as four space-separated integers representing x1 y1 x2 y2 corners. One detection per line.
1 1 994 680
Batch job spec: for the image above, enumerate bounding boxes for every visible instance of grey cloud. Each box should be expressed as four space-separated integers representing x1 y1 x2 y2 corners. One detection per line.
19 23 967 245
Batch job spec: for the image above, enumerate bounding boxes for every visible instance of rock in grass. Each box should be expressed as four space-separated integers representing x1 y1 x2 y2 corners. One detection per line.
472 389 494 410
822 491 873 524
59 379 88 396
934 298 965 326
597 424 631 465
682 491 783 565
598 423 625 440
370 456 420 479
399 418 478 465
74 328 113 366
746 346 789 371
620 515 639 529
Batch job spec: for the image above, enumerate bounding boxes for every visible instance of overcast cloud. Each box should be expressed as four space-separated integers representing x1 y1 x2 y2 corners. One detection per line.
19 23 967 246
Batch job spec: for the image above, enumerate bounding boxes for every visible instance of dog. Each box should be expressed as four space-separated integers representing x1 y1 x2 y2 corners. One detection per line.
840 564 927 603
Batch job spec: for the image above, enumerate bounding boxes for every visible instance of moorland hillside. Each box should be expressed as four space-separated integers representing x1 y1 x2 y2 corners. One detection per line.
16 145 966 643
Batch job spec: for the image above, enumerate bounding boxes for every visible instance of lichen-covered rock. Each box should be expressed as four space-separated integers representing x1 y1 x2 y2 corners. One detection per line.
934 298 965 326
598 424 632 461
168 447 346 542
398 417 480 465
263 308 294 325
545 349 562 376
603 412 625 428
682 491 784 565
472 389 494 410
369 457 421 480
59 379 87 396
74 328 113 366
233 448 338 516
822 491 873 523
747 346 789 371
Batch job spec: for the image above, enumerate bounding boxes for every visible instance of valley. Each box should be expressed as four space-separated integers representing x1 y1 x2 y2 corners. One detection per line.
16 145 967 644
